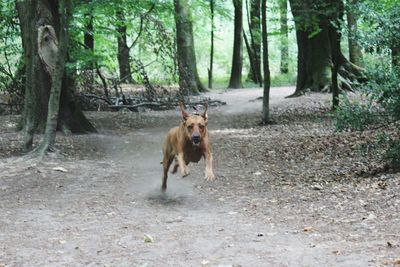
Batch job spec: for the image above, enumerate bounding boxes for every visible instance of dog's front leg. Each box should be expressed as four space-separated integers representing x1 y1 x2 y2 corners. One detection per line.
204 151 215 181
177 152 190 177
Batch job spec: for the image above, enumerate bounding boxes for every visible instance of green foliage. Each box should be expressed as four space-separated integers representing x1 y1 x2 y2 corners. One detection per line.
334 64 400 167
356 0 400 53
0 0 23 113
334 92 381 131
334 0 400 168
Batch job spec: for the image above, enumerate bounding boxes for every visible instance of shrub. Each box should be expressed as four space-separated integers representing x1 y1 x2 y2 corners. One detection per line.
334 65 400 168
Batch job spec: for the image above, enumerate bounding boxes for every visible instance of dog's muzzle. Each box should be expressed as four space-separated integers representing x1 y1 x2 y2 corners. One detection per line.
192 134 201 146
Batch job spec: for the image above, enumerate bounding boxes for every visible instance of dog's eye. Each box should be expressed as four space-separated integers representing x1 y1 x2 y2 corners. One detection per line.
187 125 193 130
199 125 205 130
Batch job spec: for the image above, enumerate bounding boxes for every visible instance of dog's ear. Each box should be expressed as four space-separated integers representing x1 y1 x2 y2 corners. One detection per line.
179 102 189 121
202 102 208 123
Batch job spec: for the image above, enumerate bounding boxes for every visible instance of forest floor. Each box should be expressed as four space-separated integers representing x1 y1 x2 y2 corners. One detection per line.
1 87 400 267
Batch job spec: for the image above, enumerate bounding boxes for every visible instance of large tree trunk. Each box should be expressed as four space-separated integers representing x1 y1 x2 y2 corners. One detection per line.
17 0 96 152
346 0 363 67
288 0 365 97
116 10 135 84
261 0 270 123
174 0 206 95
228 0 243 89
279 0 289 74
36 0 70 154
247 0 262 85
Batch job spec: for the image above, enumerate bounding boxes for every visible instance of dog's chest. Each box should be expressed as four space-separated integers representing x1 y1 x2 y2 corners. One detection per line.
183 143 203 163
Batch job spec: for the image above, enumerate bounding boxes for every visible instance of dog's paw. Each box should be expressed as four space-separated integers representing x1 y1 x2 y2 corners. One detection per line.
205 172 216 181
181 168 190 177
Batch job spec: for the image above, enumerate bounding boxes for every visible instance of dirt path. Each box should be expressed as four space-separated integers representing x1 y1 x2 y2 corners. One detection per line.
1 87 399 266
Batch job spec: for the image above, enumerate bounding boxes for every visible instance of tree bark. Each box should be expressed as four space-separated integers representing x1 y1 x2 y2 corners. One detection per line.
346 0 363 67
228 0 243 89
36 0 70 154
247 0 262 85
261 0 270 123
279 0 289 74
288 0 365 97
208 0 214 89
174 0 206 95
116 10 135 84
392 46 400 68
84 13 95 84
17 0 96 151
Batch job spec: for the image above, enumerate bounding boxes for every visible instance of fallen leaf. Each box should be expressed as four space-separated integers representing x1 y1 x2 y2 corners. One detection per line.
303 226 313 232
312 184 323 190
52 167 68 173
201 260 210 265
144 234 154 243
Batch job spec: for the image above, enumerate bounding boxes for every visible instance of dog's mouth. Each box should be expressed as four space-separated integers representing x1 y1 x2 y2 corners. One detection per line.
192 140 201 146
191 137 201 146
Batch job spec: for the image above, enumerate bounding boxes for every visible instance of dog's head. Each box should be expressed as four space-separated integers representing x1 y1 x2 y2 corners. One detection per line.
180 102 208 147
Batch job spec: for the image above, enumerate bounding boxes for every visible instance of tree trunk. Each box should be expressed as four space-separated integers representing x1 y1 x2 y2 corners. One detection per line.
346 0 363 67
331 1 342 110
228 0 243 89
36 0 71 154
279 0 289 74
243 30 259 86
288 0 365 97
247 0 262 85
208 0 214 89
84 13 95 84
261 0 270 123
116 10 135 84
392 46 400 68
174 0 206 95
17 0 96 152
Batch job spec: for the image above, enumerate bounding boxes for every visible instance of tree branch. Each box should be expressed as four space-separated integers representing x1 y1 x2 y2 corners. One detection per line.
128 4 155 49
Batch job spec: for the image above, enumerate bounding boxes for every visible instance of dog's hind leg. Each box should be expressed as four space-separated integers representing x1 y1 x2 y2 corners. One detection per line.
162 156 174 191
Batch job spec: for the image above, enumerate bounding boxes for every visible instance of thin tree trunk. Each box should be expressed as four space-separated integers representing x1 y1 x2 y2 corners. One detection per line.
346 0 363 67
279 0 289 74
17 0 38 151
174 0 206 95
228 0 243 89
392 46 399 68
243 30 258 85
36 0 71 154
84 13 95 84
247 0 262 85
262 0 270 123
208 0 214 89
116 10 135 84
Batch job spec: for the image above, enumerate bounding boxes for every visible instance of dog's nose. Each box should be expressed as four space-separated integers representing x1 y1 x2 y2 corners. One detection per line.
192 134 201 144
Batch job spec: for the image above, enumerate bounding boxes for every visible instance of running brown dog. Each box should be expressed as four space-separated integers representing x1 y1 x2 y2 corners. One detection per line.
161 102 215 191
